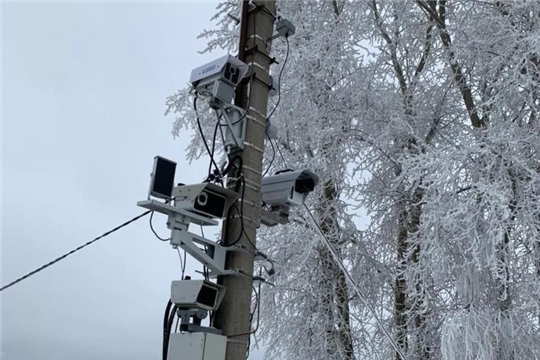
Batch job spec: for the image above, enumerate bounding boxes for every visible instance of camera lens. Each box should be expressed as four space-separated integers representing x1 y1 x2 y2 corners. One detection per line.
295 174 315 193
197 192 208 206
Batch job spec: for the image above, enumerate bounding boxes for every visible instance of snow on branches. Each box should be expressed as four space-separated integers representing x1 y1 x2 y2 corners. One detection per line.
165 1 540 359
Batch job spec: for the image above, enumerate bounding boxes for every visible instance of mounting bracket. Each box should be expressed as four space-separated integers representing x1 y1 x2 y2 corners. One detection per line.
137 199 240 277
220 104 247 153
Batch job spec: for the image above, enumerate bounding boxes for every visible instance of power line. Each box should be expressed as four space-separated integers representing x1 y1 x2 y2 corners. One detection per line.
0 210 152 293
303 204 408 360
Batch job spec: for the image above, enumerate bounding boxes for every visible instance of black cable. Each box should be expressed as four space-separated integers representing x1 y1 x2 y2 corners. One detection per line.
216 110 227 145
222 155 243 177
0 210 152 292
245 279 262 359
245 284 257 358
216 10 261 251
150 211 170 241
234 183 258 250
242 225 257 249
220 73 256 127
261 37 291 174
222 158 257 249
163 303 178 360
223 202 244 248
207 120 220 180
266 36 290 122
193 93 221 178
262 131 277 178
168 304 178 333
163 300 173 360
181 251 186 279
220 176 246 248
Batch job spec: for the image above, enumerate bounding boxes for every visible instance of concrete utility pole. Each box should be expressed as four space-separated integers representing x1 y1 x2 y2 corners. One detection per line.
214 1 276 360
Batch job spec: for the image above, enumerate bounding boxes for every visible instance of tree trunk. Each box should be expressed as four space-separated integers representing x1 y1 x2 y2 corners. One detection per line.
395 214 408 360
410 186 428 359
394 165 409 360
317 179 355 360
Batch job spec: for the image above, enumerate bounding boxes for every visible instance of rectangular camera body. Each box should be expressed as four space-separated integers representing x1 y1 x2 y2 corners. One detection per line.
261 170 319 207
172 183 239 219
190 55 249 107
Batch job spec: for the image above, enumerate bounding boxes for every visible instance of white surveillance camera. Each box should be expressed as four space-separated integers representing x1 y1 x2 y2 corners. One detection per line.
261 169 319 207
171 280 226 311
190 55 248 86
190 55 249 108
172 183 239 219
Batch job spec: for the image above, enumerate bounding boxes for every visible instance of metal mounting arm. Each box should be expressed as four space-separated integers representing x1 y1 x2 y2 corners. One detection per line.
137 199 238 277
137 199 218 226
169 217 236 277
220 104 247 153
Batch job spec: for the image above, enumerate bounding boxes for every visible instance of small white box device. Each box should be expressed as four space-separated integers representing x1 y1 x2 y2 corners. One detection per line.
167 332 227 360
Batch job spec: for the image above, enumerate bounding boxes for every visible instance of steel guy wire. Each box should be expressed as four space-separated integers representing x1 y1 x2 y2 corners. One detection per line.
303 204 409 360
0 210 152 292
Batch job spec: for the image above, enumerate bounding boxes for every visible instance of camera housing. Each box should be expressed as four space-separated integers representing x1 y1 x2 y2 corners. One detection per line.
190 55 249 109
171 280 226 311
172 183 239 219
261 169 319 207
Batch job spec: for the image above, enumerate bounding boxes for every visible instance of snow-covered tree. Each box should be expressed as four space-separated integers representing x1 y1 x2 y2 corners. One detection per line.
165 1 540 359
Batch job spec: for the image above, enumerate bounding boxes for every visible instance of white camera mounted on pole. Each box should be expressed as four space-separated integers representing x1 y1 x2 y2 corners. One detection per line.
138 156 241 277
190 55 249 109
260 169 319 227
190 55 250 153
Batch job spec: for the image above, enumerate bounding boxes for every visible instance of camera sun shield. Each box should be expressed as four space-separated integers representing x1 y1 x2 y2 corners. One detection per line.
171 280 226 311
172 183 239 219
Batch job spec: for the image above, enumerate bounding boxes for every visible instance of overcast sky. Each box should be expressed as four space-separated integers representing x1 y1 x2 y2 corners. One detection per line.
2 2 267 359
